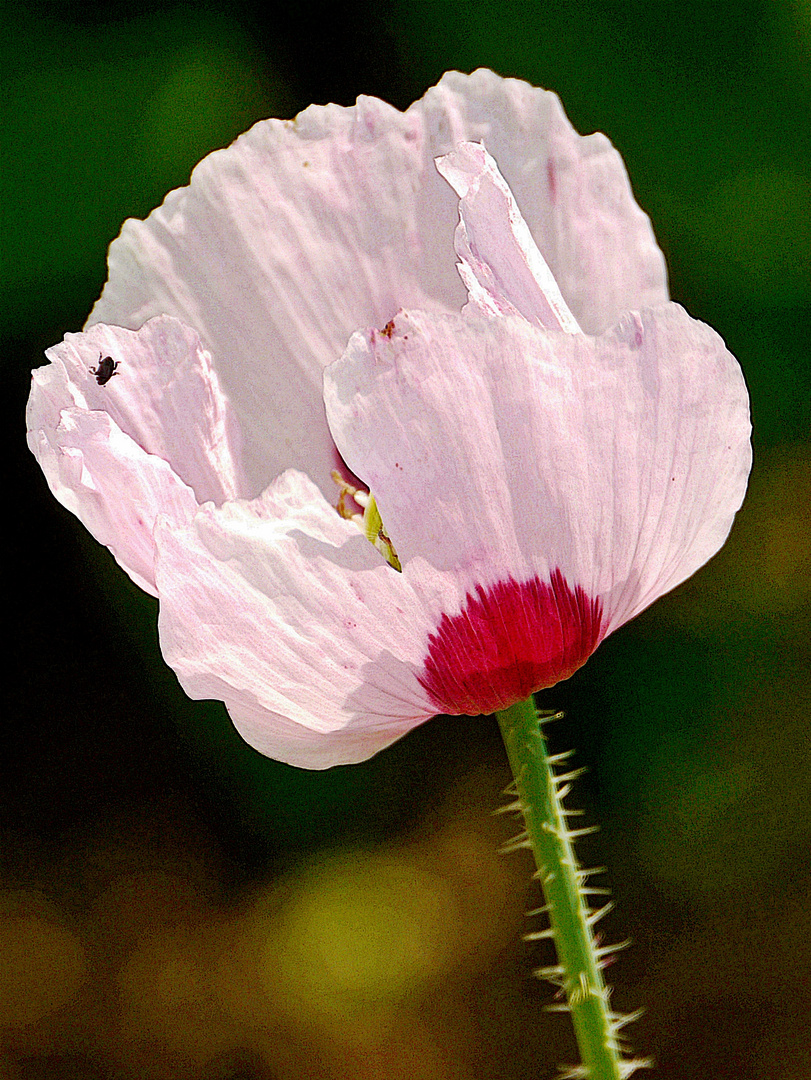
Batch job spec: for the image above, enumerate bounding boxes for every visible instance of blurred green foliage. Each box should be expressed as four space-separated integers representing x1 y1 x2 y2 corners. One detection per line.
2 7 285 332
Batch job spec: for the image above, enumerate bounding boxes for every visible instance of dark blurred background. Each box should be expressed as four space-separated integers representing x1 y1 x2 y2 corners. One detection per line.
2 2 809 1078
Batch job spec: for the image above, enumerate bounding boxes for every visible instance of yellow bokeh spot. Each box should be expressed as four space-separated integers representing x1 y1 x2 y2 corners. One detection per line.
258 849 460 1017
0 905 86 1028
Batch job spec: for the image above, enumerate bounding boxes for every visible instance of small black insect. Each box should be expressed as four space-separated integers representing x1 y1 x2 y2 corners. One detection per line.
89 353 120 386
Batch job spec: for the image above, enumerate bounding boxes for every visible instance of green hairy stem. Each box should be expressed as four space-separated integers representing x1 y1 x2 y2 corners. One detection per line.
496 696 651 1080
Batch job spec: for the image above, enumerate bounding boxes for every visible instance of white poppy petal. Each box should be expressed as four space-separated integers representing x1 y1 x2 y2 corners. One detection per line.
26 396 198 596
418 70 669 332
88 70 667 497
325 306 751 645
27 316 243 592
436 141 581 333
154 471 445 769
87 96 461 499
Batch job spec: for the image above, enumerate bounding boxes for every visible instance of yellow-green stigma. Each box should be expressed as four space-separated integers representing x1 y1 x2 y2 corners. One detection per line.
332 471 402 572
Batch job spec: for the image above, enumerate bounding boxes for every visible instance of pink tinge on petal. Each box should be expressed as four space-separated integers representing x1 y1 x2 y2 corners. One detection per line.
435 141 581 333
419 570 605 716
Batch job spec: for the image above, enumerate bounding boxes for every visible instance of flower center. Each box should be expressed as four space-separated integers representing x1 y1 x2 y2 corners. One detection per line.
332 471 402 571
419 570 604 716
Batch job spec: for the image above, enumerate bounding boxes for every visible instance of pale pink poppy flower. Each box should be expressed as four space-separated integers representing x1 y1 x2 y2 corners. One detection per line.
27 71 751 768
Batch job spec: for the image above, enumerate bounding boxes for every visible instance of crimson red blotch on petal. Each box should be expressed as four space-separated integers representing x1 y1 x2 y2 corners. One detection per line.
419 570 605 716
